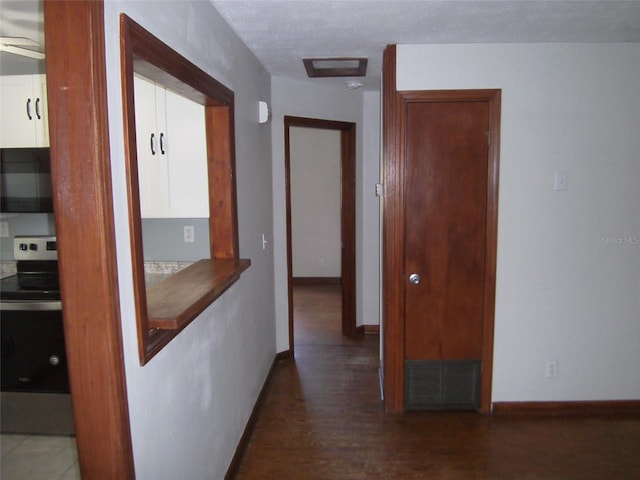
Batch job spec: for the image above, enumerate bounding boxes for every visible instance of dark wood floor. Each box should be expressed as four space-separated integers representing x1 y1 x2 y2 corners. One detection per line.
233 284 640 479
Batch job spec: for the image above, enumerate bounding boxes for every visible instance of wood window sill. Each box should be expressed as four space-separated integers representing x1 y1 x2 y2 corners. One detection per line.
146 258 250 330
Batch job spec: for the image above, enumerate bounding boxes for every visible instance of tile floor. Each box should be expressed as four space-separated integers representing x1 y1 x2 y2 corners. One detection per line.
1 434 80 479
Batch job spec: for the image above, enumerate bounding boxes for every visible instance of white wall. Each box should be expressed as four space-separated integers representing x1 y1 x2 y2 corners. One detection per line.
397 43 640 402
361 91 382 328
290 126 342 278
103 2 275 478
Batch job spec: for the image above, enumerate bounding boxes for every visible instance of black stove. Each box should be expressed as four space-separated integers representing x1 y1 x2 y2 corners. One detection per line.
1 235 73 435
0 274 60 301
1 236 60 301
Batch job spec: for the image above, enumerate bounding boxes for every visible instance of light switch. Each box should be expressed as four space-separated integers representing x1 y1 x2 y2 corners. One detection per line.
554 171 568 191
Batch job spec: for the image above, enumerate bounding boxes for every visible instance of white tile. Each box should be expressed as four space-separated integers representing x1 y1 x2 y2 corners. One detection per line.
1 434 28 459
1 435 78 480
59 461 82 480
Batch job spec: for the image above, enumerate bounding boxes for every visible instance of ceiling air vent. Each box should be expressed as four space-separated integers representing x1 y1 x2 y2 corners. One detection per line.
303 57 367 78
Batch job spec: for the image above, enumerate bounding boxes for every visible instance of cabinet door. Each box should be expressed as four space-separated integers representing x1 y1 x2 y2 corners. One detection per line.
33 75 49 147
164 89 209 218
134 75 170 218
0 75 48 148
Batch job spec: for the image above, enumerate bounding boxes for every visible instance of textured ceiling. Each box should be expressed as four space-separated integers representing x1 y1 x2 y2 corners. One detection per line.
212 0 640 90
1 1 639 89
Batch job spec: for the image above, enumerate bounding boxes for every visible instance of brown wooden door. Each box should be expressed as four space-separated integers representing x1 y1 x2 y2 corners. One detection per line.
404 100 489 362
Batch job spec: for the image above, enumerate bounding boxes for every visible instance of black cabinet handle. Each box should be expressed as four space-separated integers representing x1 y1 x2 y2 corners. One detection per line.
26 98 33 120
160 132 165 155
35 98 42 119
150 133 156 155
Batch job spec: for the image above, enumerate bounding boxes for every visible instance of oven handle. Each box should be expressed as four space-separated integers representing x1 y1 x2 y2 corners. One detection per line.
0 301 62 311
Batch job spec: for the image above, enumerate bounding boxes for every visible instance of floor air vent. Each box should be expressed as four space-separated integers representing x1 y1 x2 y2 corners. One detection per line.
405 360 481 410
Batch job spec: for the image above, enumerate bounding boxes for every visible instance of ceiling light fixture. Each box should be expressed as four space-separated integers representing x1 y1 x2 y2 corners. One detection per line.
303 57 367 78
346 80 363 90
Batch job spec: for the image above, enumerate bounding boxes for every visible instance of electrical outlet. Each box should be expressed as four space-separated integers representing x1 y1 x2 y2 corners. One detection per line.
546 360 558 379
184 225 195 243
554 171 568 191
0 221 8 238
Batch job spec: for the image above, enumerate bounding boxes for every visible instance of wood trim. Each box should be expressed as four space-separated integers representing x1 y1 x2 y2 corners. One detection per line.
284 116 357 356
482 91 502 413
120 16 233 106
120 15 242 364
275 350 292 361
382 45 405 413
208 104 240 260
382 44 501 414
355 325 380 336
44 1 134 477
284 115 356 131
148 259 250 330
292 277 342 285
340 124 357 338
493 401 640 416
224 355 282 480
284 123 295 358
364 325 380 335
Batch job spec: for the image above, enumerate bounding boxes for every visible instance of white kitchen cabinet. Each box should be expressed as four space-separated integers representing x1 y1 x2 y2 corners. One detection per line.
0 74 49 148
134 74 209 218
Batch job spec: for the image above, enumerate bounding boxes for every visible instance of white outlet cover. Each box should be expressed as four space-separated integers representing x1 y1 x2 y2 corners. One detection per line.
184 225 195 243
554 171 568 191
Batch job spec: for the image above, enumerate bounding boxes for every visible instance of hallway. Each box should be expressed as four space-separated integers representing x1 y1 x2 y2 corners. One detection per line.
232 285 640 479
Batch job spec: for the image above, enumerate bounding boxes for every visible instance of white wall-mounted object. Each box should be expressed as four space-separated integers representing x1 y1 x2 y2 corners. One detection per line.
183 225 195 243
258 100 271 124
554 171 568 191
0 74 48 148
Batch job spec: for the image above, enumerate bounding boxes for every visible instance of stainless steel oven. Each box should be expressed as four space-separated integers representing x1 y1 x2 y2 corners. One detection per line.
0 236 74 435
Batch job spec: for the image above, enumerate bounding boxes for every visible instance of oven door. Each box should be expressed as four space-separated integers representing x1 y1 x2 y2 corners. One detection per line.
1 301 68 393
0 300 74 434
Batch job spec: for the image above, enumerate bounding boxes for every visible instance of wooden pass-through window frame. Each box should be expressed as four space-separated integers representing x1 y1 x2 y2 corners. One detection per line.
120 15 249 365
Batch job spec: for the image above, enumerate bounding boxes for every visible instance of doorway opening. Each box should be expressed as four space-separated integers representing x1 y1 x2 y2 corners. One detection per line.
284 116 356 357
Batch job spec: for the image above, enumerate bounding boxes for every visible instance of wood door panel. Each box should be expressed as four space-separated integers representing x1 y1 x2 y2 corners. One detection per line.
404 101 489 361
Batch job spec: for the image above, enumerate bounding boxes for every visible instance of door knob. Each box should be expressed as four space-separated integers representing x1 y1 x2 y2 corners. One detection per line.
409 273 421 285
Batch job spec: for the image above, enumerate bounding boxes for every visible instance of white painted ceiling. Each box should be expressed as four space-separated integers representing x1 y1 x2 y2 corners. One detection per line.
212 0 640 90
1 1 639 89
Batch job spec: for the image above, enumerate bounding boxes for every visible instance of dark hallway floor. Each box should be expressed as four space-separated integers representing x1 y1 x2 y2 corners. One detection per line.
233 284 640 479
